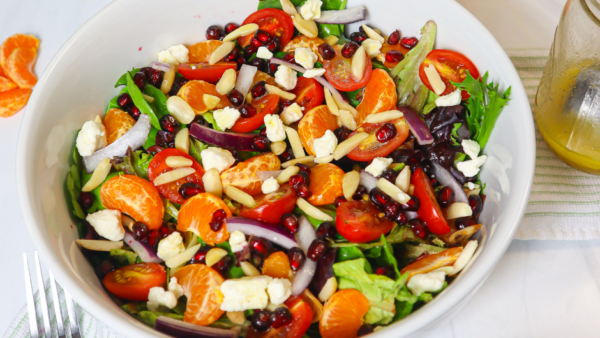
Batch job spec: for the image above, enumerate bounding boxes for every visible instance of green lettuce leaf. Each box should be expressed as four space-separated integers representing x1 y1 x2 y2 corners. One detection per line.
112 148 153 180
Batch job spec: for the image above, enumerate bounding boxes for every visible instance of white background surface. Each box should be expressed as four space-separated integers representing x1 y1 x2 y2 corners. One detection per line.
2 0 597 337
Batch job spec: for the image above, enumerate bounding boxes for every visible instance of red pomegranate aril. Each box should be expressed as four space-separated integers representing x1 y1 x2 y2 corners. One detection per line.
395 211 407 224
455 217 476 230
169 77 189 96
191 246 212 264
212 255 233 275
147 145 164 156
128 106 141 120
79 192 94 210
255 29 271 43
469 195 483 215
251 81 267 98
279 148 294 162
333 126 351 142
250 237 272 256
265 37 280 52
350 31 368 44
250 57 266 72
250 310 273 332
280 99 294 110
380 169 397 183
307 239 327 261
341 41 360 58
224 48 240 62
298 171 311 184
376 123 397 142
295 184 312 198
266 61 278 76
288 247 306 271
295 163 311 174
159 114 180 133
270 307 293 329
155 130 175 148
225 22 239 34
352 185 368 200
334 195 347 207
281 213 299 234
384 201 401 220
369 188 390 208
244 45 259 59
148 230 160 248
209 209 227 232
283 53 296 63
409 218 427 238
96 260 115 278
318 43 336 60
400 37 419 49
388 30 401 45
251 37 263 48
179 182 204 200
239 104 257 118
357 324 374 337
289 174 305 189
437 187 454 208
133 72 146 90
385 50 405 63
206 25 223 40
159 225 174 237
259 128 267 137
117 93 133 109
148 69 163 87
132 222 150 241
316 221 336 241
251 135 270 151
400 195 420 211
228 89 244 108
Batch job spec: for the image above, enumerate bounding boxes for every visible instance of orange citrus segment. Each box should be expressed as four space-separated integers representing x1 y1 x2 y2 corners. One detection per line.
220 153 281 196
0 88 31 117
400 247 463 280
262 251 292 279
251 70 280 90
0 33 39 69
177 80 230 114
298 105 339 156
308 163 344 206
178 193 232 245
188 40 223 63
99 175 164 230
320 289 370 338
104 108 136 144
173 264 225 326
0 67 17 92
355 69 397 126
4 47 37 89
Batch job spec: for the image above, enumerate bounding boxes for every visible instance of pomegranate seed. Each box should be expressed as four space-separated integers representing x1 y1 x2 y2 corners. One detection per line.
251 135 270 151
224 48 240 62
352 185 368 200
270 307 292 329
469 195 483 215
295 163 311 174
400 37 419 49
357 324 374 337
350 31 368 43
117 93 133 109
266 61 278 76
341 41 359 58
395 211 407 224
79 192 94 209
209 209 227 232
333 126 351 142
385 50 405 63
228 89 244 107
250 57 266 71
380 169 397 183
251 37 263 48
334 195 346 207
212 255 233 275
259 128 267 137
128 106 141 120
250 310 272 332
155 130 175 148
96 260 115 278
388 30 401 45
375 266 395 279
400 195 420 211
318 43 336 60
244 44 259 59
249 237 272 256
283 53 296 64
225 22 239 34
289 174 305 189
265 37 280 52
409 218 427 238
298 170 311 184
437 187 454 208
169 77 189 96
132 222 149 241
455 217 476 230
206 25 223 40
288 247 306 271
279 148 294 162
307 239 327 261
147 230 159 248
369 188 390 208
295 184 312 198
179 183 203 200
191 246 211 264
384 201 400 220
159 225 173 237
376 123 397 142
133 72 146 90
147 145 164 156
159 114 180 133
281 213 299 234
316 222 336 241
239 104 257 118
255 29 271 43
148 69 163 87
280 99 294 110
251 81 267 98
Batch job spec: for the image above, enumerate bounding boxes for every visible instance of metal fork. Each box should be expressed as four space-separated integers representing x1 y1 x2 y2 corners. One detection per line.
23 251 82 338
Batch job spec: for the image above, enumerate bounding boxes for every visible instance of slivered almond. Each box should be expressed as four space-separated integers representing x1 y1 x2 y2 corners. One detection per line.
76 240 123 252
277 165 300 184
270 141 287 155
142 93 155 103
395 166 411 192
203 94 221 110
166 156 193 168
167 96 195 124
424 64 446 95
280 0 298 15
266 84 296 100
446 202 473 219
82 158 111 192
351 46 366 81
205 248 229 267
324 88 339 116
281 156 315 168
121 215 135 231
166 244 201 268
376 178 410 204
216 69 236 95
224 185 256 208
297 198 333 221
333 132 368 160
209 41 236 65
174 128 190 154
332 91 358 117
314 155 334 164
342 171 360 199
285 127 305 159
223 23 259 42
339 110 357 130
240 261 261 276
227 311 247 325
203 168 223 198
161 64 176 95
365 110 404 124
361 24 385 43
323 35 339 46
292 15 318 38
318 277 338 302
154 167 196 186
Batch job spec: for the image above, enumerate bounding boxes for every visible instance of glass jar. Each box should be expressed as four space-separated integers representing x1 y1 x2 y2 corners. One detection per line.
536 0 600 175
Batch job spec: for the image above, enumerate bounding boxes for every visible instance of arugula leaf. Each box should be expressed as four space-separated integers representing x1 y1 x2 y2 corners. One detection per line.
189 137 209 165
115 68 140 87
126 73 161 129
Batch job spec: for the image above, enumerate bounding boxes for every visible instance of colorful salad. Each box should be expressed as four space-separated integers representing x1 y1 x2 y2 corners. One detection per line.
65 0 511 337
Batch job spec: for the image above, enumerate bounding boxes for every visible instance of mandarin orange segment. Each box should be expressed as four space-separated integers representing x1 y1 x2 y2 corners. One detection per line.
178 193 232 245
262 251 293 279
283 36 326 62
0 66 17 92
400 247 463 280
355 69 397 126
308 163 344 206
177 80 229 114
298 105 339 156
0 88 31 117
188 40 223 63
251 70 280 90
0 33 39 69
220 153 281 196
172 264 225 326
104 108 136 144
99 175 164 230
320 289 370 338
4 47 37 89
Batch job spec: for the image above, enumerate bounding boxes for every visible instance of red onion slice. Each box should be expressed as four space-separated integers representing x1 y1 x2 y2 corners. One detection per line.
397 106 434 145
257 170 284 182
432 162 469 203
236 64 258 99
292 216 318 296
148 61 171 72
124 231 163 263
82 114 151 173
189 123 256 151
313 6 367 24
359 170 378 191
269 58 307 73
155 316 240 338
225 217 298 249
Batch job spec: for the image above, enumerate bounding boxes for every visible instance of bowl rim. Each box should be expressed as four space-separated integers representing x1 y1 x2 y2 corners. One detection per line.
16 0 535 337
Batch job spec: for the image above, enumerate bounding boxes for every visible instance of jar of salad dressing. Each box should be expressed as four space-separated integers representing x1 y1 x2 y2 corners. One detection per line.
536 0 600 175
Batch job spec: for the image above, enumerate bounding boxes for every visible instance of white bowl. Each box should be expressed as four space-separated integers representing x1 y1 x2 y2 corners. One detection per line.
16 0 535 337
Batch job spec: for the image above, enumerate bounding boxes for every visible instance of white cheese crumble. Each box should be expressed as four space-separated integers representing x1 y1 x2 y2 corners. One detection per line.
362 39 382 59
313 130 338 159
257 46 273 60
267 278 292 305
213 107 241 130
365 157 393 178
76 117 107 157
303 68 326 78
280 103 304 125
275 65 298 91
264 114 286 142
200 147 236 173
456 155 487 177
220 276 273 312
407 270 446 296
157 50 179 65
294 47 318 70
167 44 189 64
261 177 280 194
461 139 481 159
228 230 248 253
86 209 124 241
435 88 462 107
147 287 178 312
300 0 322 20
168 277 184 299
157 232 185 261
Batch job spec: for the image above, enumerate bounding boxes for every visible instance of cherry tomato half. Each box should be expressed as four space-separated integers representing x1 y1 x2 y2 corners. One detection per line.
335 200 395 243
230 94 280 133
239 184 297 224
103 263 166 301
346 118 410 162
411 168 451 235
291 77 325 114
323 45 372 92
237 9 295 48
247 296 313 338
178 62 238 84
148 148 205 204
419 49 480 99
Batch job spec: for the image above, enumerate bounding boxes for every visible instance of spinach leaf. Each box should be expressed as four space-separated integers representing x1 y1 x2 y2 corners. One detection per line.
216 241 245 279
126 73 161 129
115 68 140 88
143 128 158 149
258 0 305 10
143 85 169 119
317 0 348 38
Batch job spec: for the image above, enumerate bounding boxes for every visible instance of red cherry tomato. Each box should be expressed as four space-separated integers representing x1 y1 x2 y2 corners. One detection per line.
419 49 480 99
247 296 312 338
346 118 410 162
411 168 451 235
177 62 238 84
147 148 205 204
323 45 372 92
239 184 297 224
230 94 280 133
335 200 395 243
290 77 324 114
237 9 295 48
103 263 166 301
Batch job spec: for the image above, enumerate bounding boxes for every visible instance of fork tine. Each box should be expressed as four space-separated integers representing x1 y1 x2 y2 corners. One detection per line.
23 253 39 338
34 251 52 338
64 290 81 338
49 270 67 338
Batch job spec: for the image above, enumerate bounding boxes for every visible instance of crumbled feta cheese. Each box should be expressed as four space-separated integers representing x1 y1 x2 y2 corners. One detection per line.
213 107 241 130
76 118 107 157
303 68 326 78
261 177 280 194
275 65 298 91
461 139 481 159
157 50 179 65
361 39 382 59
86 209 124 241
456 155 487 177
167 44 189 64
294 47 318 70
147 287 178 312
264 114 286 142
229 230 248 253
467 182 476 190
365 157 393 178
267 278 292 305
168 277 184 299
257 46 273 60
313 130 338 159
407 270 446 296
220 276 273 311
280 103 303 125
435 88 462 107
300 0 322 20
157 232 185 261
200 147 236 173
